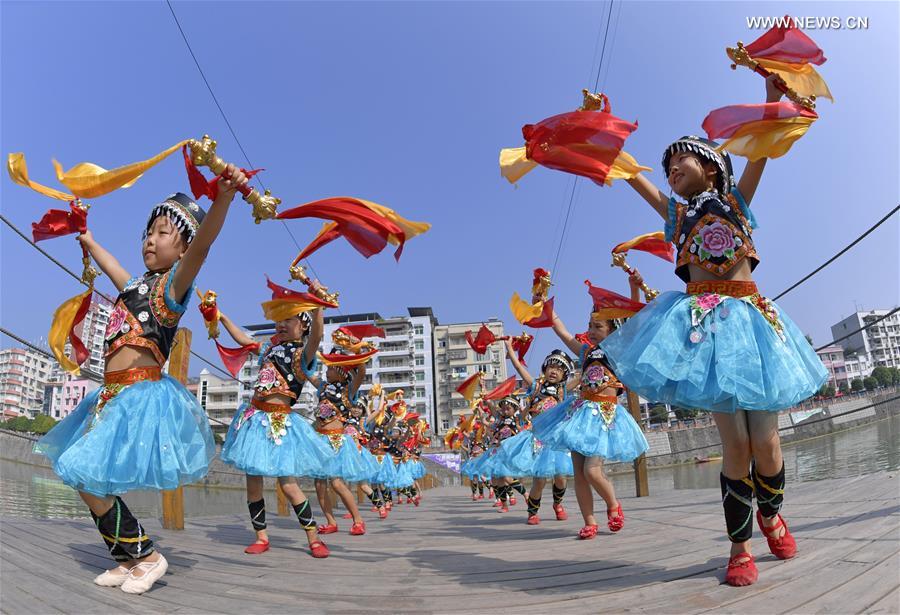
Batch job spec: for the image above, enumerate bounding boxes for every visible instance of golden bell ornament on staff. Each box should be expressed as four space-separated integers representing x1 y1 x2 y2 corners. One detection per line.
726 42 816 110
187 135 281 224
288 263 340 306
611 252 659 301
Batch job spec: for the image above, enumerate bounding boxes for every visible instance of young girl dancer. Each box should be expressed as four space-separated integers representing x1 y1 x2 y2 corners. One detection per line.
495 343 575 525
305 333 375 536
484 395 523 514
218 305 332 558
36 168 246 593
532 274 649 539
601 76 827 585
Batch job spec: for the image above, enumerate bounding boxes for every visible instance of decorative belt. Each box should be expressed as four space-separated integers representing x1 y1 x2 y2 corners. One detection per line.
580 392 619 404
315 427 344 436
686 280 758 298
104 366 162 386
316 427 345 451
252 398 292 413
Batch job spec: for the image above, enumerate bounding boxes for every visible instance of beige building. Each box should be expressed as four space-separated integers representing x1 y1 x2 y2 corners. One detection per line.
0 347 55 418
433 318 508 433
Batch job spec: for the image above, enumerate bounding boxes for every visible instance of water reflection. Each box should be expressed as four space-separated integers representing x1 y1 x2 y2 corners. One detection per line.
2 415 897 519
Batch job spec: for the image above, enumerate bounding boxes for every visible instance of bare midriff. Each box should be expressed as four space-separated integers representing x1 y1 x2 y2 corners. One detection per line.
687 257 753 283
105 346 162 372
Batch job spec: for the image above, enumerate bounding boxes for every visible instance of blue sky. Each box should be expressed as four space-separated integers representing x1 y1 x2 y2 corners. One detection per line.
2 1 897 376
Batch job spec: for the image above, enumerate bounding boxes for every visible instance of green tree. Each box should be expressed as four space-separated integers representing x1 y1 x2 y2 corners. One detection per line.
3 416 33 432
30 414 57 435
673 406 699 420
850 378 864 392
818 384 835 398
863 376 878 391
890 368 900 385
805 334 814 346
871 367 893 388
648 404 669 424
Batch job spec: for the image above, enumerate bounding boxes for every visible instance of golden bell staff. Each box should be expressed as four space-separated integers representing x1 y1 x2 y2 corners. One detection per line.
611 252 659 301
287 263 340 307
187 135 281 224
726 43 816 110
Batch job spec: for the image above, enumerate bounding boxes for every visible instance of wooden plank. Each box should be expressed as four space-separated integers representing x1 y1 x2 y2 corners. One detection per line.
161 326 192 530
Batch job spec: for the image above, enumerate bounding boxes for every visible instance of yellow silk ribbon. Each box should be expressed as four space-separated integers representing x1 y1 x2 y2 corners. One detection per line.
499 147 650 185
8 141 188 200
757 58 833 102
48 289 93 374
509 292 545 324
261 298 328 322
717 116 817 161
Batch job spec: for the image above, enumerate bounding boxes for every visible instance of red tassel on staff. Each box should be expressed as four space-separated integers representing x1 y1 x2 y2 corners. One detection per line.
182 145 261 201
466 325 499 355
31 202 88 242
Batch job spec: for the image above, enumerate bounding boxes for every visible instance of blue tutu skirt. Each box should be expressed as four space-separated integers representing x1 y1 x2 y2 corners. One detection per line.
386 459 415 488
373 453 397 485
460 456 482 479
220 404 333 478
474 446 507 479
600 290 828 412
35 375 215 497
318 434 379 482
532 398 649 462
410 460 426 479
490 430 574 478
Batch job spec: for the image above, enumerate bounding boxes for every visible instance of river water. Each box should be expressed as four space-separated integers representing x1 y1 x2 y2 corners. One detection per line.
2 414 898 520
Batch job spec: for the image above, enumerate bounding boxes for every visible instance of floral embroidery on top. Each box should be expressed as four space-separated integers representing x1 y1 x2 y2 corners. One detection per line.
148 269 181 328
694 220 737 261
106 304 129 339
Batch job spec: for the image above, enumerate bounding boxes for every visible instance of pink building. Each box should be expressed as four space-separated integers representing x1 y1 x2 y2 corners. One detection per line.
45 374 101 420
815 344 850 390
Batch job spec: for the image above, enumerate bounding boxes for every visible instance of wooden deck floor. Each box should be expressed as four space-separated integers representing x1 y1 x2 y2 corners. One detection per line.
1 471 898 614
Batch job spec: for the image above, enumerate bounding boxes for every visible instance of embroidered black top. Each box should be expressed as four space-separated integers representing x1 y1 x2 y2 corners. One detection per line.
665 189 759 284
254 339 313 401
104 262 192 366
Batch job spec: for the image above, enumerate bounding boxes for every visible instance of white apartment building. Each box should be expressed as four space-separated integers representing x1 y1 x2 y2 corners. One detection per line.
0 346 55 418
321 308 438 427
831 309 900 371
433 318 508 434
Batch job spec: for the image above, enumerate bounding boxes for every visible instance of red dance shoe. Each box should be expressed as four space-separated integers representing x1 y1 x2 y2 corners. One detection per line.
607 503 624 532
578 525 599 540
509 496 517 506
472 494 478 501
492 499 502 508
317 523 339 534
526 515 541 525
488 489 495 499
244 540 270 554
309 540 330 559
724 553 758 586
413 496 420 507
497 502 509 513
350 521 366 536
757 511 798 559
342 512 353 519
553 503 568 521
477 494 485 500
371 506 379 512
378 507 388 519
406 497 413 504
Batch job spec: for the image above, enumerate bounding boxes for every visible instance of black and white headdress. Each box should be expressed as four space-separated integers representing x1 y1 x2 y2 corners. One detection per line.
144 192 206 244
542 349 575 378
662 136 734 194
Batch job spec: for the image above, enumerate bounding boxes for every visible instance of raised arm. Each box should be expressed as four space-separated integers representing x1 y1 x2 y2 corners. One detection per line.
170 164 248 302
349 362 366 398
504 339 534 388
302 308 324 366
218 312 258 350
550 307 584 356
77 230 131 291
625 174 670 220
736 74 785 205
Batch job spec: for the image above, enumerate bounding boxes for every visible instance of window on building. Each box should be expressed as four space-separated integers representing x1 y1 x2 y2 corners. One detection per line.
415 340 424 350
439 340 446 348
415 356 425 366
414 325 424 335
415 372 425 381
